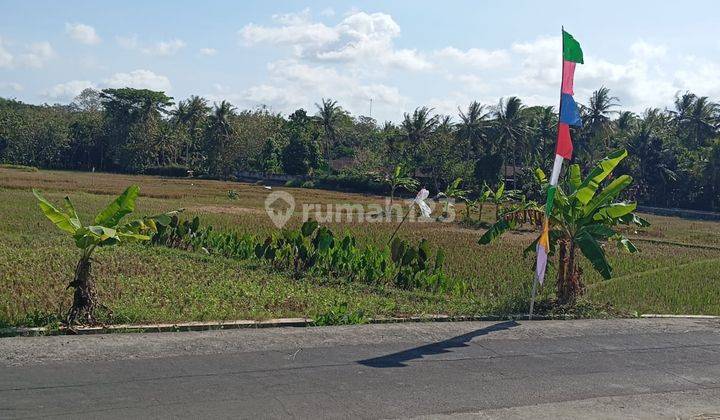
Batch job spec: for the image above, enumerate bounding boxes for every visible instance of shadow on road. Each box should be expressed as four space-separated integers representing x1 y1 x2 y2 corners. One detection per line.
357 320 518 368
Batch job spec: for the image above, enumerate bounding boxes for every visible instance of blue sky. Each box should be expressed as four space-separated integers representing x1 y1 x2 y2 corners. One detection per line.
1 0 719 121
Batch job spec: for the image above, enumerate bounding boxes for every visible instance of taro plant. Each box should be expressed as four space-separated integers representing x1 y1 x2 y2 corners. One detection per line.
33 186 177 325
389 237 460 293
478 149 649 305
151 215 209 251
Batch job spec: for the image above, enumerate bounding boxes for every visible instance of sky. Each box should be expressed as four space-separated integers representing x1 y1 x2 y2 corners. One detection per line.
1 0 719 122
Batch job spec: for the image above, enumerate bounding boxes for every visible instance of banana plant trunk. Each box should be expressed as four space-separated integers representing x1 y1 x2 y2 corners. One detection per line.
556 238 583 305
67 255 98 325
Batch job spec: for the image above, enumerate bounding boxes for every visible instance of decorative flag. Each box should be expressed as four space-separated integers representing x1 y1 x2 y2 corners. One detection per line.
535 29 583 285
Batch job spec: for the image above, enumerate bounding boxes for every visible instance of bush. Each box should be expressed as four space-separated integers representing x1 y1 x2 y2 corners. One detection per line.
144 165 190 177
0 163 38 172
313 173 388 195
151 217 464 294
284 179 304 188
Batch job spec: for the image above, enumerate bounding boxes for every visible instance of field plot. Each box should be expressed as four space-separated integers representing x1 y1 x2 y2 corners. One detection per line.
2 167 719 327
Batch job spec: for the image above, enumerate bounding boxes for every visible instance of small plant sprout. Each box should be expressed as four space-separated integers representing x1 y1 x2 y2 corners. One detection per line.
33 185 178 325
388 188 432 245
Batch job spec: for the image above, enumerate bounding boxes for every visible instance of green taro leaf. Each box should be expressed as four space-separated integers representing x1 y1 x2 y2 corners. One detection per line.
434 248 445 270
301 220 318 237
94 185 140 228
390 238 406 263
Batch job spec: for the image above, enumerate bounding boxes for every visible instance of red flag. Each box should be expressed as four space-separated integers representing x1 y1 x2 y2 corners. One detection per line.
556 123 573 160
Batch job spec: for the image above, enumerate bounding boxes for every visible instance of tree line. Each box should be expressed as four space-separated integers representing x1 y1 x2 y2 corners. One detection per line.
0 87 718 210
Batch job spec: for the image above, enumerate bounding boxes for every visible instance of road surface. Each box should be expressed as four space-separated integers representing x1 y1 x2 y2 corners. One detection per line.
1 319 719 419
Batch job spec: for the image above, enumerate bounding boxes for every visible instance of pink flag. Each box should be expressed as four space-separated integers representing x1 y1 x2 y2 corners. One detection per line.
561 60 575 95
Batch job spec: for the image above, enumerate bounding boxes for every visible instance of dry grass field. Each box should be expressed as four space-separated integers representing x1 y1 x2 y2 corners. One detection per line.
2 167 720 327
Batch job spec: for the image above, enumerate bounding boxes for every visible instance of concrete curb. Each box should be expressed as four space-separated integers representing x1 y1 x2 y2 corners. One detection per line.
640 314 720 319
1 314 549 337
14 313 717 338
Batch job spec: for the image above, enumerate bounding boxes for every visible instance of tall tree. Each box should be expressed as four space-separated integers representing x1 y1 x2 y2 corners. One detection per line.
315 98 341 160
206 100 236 178
493 96 527 189
457 101 490 160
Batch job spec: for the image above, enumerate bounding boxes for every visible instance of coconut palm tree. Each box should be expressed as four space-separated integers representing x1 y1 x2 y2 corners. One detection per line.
580 87 620 156
185 96 210 161
402 107 439 143
315 98 341 160
493 96 527 189
206 101 236 178
457 101 491 159
686 96 718 147
402 107 439 170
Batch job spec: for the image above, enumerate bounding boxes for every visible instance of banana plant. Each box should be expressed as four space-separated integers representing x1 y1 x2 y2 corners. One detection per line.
436 177 470 219
376 164 419 206
465 186 492 224
478 149 649 304
486 181 522 221
33 185 178 325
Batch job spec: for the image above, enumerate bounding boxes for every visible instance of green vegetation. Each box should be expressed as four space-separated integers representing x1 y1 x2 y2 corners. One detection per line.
32 185 176 324
480 150 649 304
1 167 719 328
1 87 717 212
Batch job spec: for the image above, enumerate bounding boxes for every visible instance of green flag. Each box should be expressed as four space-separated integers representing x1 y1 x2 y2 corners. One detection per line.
562 30 584 64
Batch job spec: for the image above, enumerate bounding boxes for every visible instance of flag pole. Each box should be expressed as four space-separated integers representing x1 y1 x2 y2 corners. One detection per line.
529 25 566 320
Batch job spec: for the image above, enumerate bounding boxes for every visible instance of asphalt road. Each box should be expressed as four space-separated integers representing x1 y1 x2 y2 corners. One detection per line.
1 319 719 419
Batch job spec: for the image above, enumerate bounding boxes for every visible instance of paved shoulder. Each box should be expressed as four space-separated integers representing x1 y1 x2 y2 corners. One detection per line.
1 319 719 419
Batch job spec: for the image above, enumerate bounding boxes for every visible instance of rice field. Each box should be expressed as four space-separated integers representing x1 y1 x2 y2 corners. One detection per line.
2 167 719 327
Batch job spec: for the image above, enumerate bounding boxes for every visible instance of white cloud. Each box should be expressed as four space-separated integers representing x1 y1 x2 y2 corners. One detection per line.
0 82 23 92
65 23 101 45
239 10 338 47
630 40 666 59
116 34 139 49
17 42 55 68
434 46 510 69
116 35 185 56
43 80 95 100
142 39 185 56
674 57 720 98
0 37 13 68
509 36 560 89
199 47 217 56
104 69 171 91
209 59 407 119
239 10 431 72
320 8 335 17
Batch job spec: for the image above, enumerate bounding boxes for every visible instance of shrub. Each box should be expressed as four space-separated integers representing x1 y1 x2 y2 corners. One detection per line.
144 165 190 177
0 163 38 172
